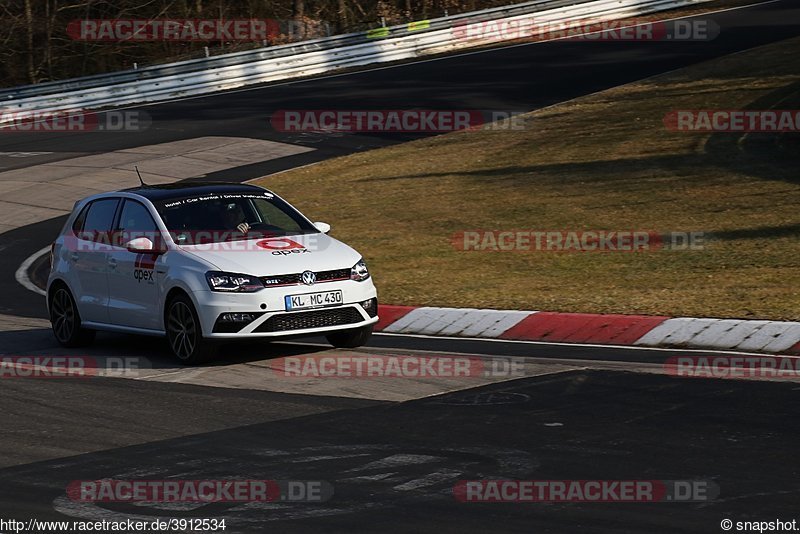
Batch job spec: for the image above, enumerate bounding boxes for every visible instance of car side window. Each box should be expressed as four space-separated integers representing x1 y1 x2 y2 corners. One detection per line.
71 205 89 234
116 199 158 246
79 198 120 243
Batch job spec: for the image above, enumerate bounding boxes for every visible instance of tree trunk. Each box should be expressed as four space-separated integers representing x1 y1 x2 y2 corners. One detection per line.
337 0 348 32
293 0 306 39
293 0 305 19
24 0 35 83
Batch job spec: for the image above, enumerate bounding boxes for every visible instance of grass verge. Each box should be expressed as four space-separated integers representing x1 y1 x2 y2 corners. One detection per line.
254 36 800 320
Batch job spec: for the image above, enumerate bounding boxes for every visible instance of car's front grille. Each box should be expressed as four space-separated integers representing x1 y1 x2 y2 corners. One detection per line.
260 273 301 286
316 268 351 282
260 268 350 288
254 307 364 333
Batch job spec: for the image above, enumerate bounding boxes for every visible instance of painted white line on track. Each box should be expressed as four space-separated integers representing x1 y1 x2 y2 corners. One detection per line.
15 246 49 297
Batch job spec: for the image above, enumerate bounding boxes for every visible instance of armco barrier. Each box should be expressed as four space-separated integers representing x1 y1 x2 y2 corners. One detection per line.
0 0 592 101
0 0 713 119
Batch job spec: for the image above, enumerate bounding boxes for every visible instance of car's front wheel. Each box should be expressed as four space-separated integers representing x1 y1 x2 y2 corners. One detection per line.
326 324 373 348
165 294 216 364
49 285 96 347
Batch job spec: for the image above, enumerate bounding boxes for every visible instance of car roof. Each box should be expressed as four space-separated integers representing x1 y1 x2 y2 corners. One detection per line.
119 182 270 202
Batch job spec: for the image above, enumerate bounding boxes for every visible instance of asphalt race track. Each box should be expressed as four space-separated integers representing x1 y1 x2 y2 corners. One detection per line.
1 365 799 533
1 1 799 531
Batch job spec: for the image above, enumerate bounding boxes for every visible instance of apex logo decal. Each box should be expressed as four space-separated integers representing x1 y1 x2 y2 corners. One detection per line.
256 238 311 256
134 254 157 283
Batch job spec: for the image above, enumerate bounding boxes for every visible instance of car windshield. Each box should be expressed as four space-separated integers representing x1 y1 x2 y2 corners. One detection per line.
154 190 318 245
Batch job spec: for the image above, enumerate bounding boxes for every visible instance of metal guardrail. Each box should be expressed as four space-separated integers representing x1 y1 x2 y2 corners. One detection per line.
0 0 586 101
0 0 712 115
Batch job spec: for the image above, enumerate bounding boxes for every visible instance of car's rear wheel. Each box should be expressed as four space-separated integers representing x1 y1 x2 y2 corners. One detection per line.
326 324 373 348
49 285 95 347
165 294 216 364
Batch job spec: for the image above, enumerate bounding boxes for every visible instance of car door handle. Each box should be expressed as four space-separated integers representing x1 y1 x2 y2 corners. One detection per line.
107 258 117 269
69 253 79 262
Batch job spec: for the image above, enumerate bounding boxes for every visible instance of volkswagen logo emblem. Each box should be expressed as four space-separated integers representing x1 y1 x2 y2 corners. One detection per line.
301 270 316 285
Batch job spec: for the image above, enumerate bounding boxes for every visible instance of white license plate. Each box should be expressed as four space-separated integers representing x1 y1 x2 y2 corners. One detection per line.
285 290 343 311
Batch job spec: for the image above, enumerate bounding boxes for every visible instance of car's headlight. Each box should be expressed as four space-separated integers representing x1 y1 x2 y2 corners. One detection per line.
351 259 370 282
205 271 264 292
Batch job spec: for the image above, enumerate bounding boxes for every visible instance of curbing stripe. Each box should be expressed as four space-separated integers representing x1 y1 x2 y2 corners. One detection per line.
760 323 800 353
733 322 800 353
635 318 711 347
687 319 751 348
375 305 800 354
636 318 800 353
375 305 417 331
437 309 534 338
381 306 531 337
382 307 449 334
500 312 590 342
603 316 672 345
409 308 474 336
710 320 772 350
500 312 668 344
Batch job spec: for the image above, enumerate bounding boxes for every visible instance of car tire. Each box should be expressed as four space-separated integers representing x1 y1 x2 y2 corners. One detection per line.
49 285 96 348
165 294 217 364
326 324 373 348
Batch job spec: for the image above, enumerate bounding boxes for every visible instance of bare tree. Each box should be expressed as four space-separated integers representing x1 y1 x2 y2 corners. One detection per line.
293 0 304 19
337 0 348 32
24 0 36 83
0 0 515 88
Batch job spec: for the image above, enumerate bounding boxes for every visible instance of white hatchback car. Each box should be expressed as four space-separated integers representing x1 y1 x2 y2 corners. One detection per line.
47 182 379 363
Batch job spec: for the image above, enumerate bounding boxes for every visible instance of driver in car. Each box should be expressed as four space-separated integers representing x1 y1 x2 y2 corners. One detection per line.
222 203 250 234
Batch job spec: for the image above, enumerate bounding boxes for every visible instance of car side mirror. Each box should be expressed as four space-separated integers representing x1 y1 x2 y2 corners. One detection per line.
314 221 331 234
125 237 159 254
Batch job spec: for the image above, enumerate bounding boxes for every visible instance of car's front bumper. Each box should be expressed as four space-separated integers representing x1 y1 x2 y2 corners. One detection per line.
192 279 378 339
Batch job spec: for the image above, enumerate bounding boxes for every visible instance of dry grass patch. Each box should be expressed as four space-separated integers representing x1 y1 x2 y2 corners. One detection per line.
255 36 800 320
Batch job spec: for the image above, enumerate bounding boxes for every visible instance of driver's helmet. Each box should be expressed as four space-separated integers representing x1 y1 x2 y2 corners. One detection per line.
223 202 243 218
